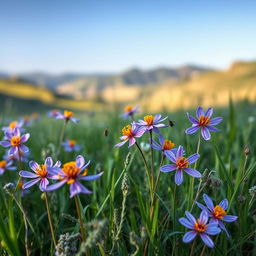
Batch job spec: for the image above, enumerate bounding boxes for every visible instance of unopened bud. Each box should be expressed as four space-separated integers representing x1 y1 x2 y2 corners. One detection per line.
244 146 250 156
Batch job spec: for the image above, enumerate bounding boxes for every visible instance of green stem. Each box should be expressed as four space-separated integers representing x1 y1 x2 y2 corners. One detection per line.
74 195 86 242
173 184 177 231
57 119 67 157
189 239 196 256
199 245 206 256
45 193 57 247
149 131 154 190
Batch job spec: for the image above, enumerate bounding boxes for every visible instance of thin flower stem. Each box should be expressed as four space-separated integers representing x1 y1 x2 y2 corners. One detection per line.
45 193 57 247
74 195 86 242
149 131 155 190
189 239 196 256
240 155 248 194
57 119 67 157
199 245 206 256
173 184 177 231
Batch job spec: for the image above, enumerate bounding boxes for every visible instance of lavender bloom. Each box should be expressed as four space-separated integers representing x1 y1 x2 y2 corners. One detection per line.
17 180 31 197
185 106 223 140
48 109 61 118
62 140 81 152
55 110 79 123
137 114 168 133
0 160 16 175
20 115 33 126
2 120 24 133
196 194 238 237
45 155 103 198
160 145 201 185
179 210 221 248
121 106 139 119
4 148 29 163
114 122 146 148
0 128 30 155
19 157 61 191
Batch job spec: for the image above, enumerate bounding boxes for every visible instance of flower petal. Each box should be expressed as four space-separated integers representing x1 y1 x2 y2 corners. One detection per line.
219 199 228 210
0 141 11 147
196 202 209 212
179 217 194 229
185 125 200 135
128 137 136 148
39 178 49 191
187 113 199 124
205 108 213 118
205 223 221 235
76 155 85 169
203 194 214 211
200 233 214 248
183 231 197 243
23 178 41 189
69 181 92 198
165 150 176 163
207 126 220 132
175 170 183 185
19 171 39 178
114 140 127 148
209 117 223 125
184 168 201 178
199 210 208 225
201 127 211 140
45 179 67 192
187 153 200 165
29 161 40 172
222 215 238 222
196 107 204 119
45 157 53 167
176 146 184 158
79 172 103 181
19 144 29 153
20 133 30 143
218 221 230 238
185 211 196 224
160 164 177 173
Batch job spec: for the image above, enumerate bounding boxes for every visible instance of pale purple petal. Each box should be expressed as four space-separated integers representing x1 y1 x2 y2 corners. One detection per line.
187 113 199 124
187 153 200 164
45 179 67 192
5 132 13 140
219 199 228 210
20 133 30 143
160 164 177 173
176 146 184 158
184 168 201 178
114 140 127 148
154 123 166 128
205 108 213 118
199 210 208 225
203 194 214 211
19 144 29 153
79 172 103 181
19 171 39 178
200 233 214 248
69 181 92 198
201 127 211 140
151 140 162 150
185 211 196 224
29 161 40 172
196 107 204 119
179 217 194 229
196 202 209 213
9 146 18 155
76 155 85 169
183 231 197 243
207 126 220 132
175 170 183 185
153 114 161 123
209 117 223 125
13 127 20 137
222 215 238 222
0 141 11 147
45 157 53 167
165 150 176 163
205 224 221 235
185 125 200 134
218 221 230 237
128 138 136 148
39 178 49 191
23 178 41 189
158 135 164 145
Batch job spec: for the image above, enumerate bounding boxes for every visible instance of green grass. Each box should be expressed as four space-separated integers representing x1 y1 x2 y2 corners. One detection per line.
0 100 255 255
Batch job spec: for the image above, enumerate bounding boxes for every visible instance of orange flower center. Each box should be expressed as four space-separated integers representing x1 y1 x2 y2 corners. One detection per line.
162 139 175 150
176 157 188 169
64 110 73 118
0 160 7 169
124 106 133 112
51 109 58 114
122 125 133 138
36 164 48 178
61 161 87 184
199 115 210 126
144 115 154 126
69 140 76 147
9 121 18 129
23 116 30 122
18 180 24 190
194 219 208 233
213 205 226 219
11 136 21 146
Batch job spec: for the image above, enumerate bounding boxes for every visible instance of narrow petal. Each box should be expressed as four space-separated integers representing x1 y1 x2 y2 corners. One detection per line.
160 164 177 173
196 202 209 212
207 126 220 132
29 161 40 172
158 134 164 145
203 194 214 211
128 138 136 148
69 181 92 198
45 157 53 167
39 178 49 191
187 153 200 165
114 140 127 148
19 144 29 153
185 125 200 135
176 146 184 158
209 117 223 125
175 170 183 185
184 168 201 178
218 221 230 238
219 199 228 210
154 123 166 128
153 114 161 123
200 233 214 248
187 113 199 124
199 210 208 225
13 127 20 137
196 107 204 119
179 217 194 229
165 150 176 163
185 211 197 224
9 146 17 155
19 171 39 178
23 178 41 189
205 224 221 235
151 141 162 151
222 215 238 222
205 108 213 118
201 127 211 140
0 141 11 147
79 172 103 180
134 127 146 137
20 133 30 143
183 231 197 243
76 155 85 169
45 179 67 192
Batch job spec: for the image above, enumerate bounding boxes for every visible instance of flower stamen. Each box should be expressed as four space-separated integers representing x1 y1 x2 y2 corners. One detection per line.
162 139 175 150
213 205 226 219
176 157 189 169
199 115 210 126
144 115 154 126
11 136 21 147
194 219 208 233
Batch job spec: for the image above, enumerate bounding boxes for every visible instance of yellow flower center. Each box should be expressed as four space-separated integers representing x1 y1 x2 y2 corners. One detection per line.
35 164 48 178
144 115 154 126
199 115 210 126
9 121 18 129
213 205 226 219
122 125 133 138
0 160 7 169
69 140 76 147
61 161 87 184
124 106 133 112
162 139 175 150
11 136 21 146
194 219 208 233
64 110 73 118
176 157 188 169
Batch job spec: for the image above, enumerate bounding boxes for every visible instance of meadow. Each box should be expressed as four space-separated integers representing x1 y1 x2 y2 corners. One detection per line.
0 100 255 256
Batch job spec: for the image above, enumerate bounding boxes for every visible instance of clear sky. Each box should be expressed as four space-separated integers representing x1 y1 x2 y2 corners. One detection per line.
1 0 256 73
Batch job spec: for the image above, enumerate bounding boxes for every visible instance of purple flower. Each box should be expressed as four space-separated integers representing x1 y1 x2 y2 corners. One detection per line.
0 128 30 155
4 148 29 163
19 157 61 191
160 145 201 185
121 106 139 119
55 110 79 123
62 140 81 152
2 120 24 133
196 194 238 237
45 155 103 198
48 109 61 118
179 210 221 248
185 106 223 140
114 122 146 148
151 134 179 156
137 114 167 133
0 160 16 175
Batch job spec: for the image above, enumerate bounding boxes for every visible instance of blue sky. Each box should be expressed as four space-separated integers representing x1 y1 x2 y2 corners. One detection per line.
1 0 256 73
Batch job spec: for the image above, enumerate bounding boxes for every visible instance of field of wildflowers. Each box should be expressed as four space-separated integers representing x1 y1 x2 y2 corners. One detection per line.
0 101 255 256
